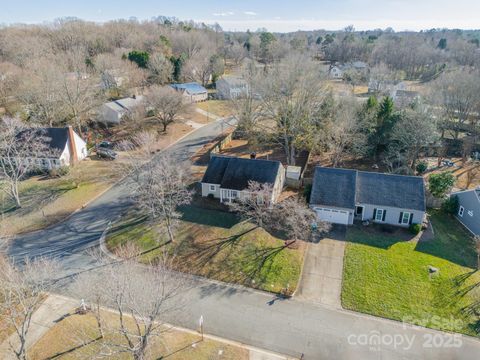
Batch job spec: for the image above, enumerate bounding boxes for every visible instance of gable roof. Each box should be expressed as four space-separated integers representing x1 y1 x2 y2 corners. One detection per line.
170 82 207 95
202 156 282 190
356 171 425 211
217 76 247 87
310 167 357 209
310 167 426 211
15 127 70 158
103 96 144 114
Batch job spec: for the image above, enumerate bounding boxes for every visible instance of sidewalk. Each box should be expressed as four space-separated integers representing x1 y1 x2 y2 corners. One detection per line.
196 107 220 120
0 293 294 360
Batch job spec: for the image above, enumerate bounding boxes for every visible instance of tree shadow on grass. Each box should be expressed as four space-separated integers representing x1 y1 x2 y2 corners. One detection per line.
178 204 239 229
46 336 103 360
175 225 258 271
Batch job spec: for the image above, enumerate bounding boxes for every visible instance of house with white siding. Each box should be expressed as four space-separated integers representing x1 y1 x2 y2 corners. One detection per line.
201 156 285 204
12 126 87 170
310 167 426 227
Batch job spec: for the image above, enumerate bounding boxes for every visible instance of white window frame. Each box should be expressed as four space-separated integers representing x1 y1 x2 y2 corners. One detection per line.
231 190 238 199
401 212 411 225
209 184 216 191
375 209 385 222
458 206 465 217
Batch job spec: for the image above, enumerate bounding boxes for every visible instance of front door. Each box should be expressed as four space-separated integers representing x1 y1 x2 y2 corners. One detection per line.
355 206 364 219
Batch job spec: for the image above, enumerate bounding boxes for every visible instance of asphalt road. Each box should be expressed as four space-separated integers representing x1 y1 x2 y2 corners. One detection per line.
7 118 480 360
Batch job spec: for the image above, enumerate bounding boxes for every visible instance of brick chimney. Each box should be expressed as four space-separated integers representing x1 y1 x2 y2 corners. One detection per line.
67 126 78 165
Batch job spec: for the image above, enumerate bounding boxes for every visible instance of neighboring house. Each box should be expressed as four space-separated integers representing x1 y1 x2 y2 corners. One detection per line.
98 96 144 124
309 167 426 226
368 80 407 95
170 82 208 103
13 126 87 170
328 61 368 79
215 76 248 99
452 188 480 235
329 65 344 79
392 89 420 108
201 155 285 204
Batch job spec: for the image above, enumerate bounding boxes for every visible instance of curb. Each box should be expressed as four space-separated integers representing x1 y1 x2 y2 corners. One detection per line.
49 293 295 359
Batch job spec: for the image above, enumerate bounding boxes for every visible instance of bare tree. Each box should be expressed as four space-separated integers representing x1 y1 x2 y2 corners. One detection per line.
228 181 274 228
255 54 328 165
131 154 193 243
147 52 173 84
226 42 247 65
19 58 65 127
230 60 262 139
72 245 185 360
145 85 189 132
59 48 103 136
271 197 330 243
0 117 53 208
323 98 368 167
0 256 59 360
432 68 480 139
388 105 439 171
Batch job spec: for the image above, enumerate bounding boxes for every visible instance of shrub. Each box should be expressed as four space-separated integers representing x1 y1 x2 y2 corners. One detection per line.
416 161 428 174
409 223 422 235
207 193 214 199
127 50 150 68
49 166 70 178
441 195 459 214
428 172 455 198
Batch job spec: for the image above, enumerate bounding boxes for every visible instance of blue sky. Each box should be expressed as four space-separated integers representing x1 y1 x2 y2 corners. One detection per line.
2 0 480 32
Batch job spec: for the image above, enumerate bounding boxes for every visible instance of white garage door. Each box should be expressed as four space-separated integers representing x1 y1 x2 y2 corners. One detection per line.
315 207 350 225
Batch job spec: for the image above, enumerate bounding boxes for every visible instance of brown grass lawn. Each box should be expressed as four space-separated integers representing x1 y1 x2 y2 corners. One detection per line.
29 311 248 360
196 100 234 118
107 204 305 295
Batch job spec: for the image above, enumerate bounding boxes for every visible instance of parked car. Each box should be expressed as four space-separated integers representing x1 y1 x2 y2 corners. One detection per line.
97 141 114 149
96 147 117 160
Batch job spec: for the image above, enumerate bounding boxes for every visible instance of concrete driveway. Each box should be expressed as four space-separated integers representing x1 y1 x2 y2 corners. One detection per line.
295 225 346 308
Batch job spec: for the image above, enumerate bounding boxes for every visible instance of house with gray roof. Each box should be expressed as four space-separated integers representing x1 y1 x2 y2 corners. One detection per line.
98 96 145 124
452 188 480 235
216 76 248 99
201 156 285 204
10 126 87 170
170 82 208 103
309 167 426 226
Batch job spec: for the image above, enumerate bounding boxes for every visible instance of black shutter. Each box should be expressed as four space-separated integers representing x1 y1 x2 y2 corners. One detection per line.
382 210 386 221
409 213 414 225
373 208 377 220
399 212 403 224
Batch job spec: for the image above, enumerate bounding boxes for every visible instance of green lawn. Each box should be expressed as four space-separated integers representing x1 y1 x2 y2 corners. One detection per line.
342 210 480 336
107 205 304 295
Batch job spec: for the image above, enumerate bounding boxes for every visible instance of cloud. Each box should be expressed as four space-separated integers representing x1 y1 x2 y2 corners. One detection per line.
243 11 258 16
213 11 234 17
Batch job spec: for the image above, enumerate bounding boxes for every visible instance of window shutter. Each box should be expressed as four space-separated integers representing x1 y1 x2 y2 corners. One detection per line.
409 213 414 225
399 212 403 224
373 208 377 220
382 210 386 221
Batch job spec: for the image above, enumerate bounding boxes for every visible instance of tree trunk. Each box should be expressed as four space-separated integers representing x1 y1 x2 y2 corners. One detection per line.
11 182 21 208
165 216 175 243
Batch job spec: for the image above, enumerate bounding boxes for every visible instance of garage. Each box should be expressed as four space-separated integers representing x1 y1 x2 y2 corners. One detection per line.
315 207 350 225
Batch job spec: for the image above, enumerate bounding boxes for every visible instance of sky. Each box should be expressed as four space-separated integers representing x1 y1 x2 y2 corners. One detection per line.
1 0 480 32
